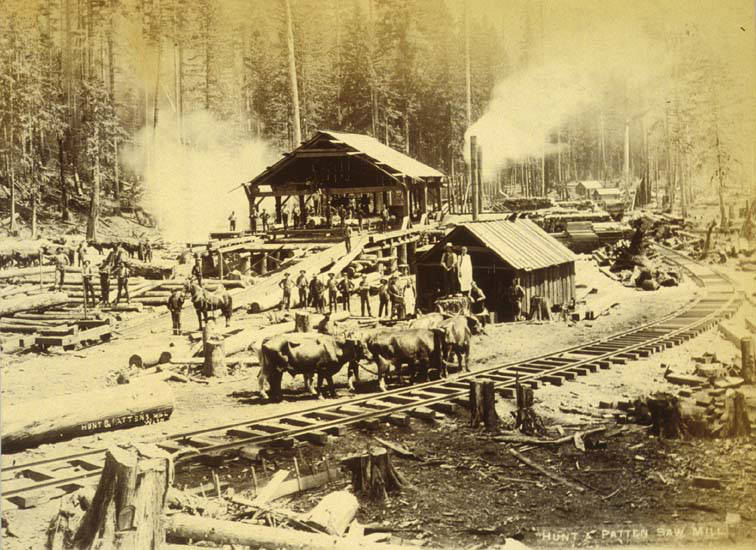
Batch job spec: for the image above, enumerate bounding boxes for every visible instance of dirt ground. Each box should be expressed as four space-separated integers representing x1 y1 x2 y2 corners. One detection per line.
2 258 754 549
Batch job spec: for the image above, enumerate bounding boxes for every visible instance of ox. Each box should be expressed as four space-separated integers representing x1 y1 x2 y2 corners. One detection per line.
364 328 444 391
257 333 361 402
409 313 474 375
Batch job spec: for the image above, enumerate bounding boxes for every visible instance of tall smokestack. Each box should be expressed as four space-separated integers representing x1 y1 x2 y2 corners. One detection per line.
470 135 478 221
476 144 483 214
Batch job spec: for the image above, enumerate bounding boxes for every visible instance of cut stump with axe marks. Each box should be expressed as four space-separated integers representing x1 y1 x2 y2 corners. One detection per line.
469 380 499 431
342 448 405 501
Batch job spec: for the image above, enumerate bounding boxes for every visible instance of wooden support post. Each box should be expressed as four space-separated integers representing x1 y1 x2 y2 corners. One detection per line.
261 252 268 275
71 445 172 549
469 380 499 431
741 337 754 384
407 241 417 275
218 250 224 280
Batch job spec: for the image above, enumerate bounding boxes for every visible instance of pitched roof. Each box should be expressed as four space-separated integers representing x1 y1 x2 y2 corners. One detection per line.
577 180 604 190
594 188 622 196
322 130 444 180
427 219 576 271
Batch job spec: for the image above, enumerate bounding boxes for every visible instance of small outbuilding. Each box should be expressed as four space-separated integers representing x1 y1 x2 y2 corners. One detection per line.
416 219 576 321
575 180 604 198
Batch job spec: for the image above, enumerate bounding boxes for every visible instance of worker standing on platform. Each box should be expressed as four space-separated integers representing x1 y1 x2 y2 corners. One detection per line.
457 246 473 298
358 275 372 317
167 288 185 335
114 263 130 305
292 207 300 229
81 259 97 308
250 207 258 234
279 272 293 311
356 207 364 232
228 211 237 231
440 243 457 296
282 209 289 231
381 206 389 232
261 209 270 232
344 224 352 253
296 270 308 309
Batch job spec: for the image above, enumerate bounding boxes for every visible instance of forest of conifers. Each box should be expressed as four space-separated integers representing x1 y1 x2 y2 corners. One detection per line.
1 0 754 239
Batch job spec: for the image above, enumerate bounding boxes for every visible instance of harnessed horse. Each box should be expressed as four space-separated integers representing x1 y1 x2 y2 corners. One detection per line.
186 281 233 330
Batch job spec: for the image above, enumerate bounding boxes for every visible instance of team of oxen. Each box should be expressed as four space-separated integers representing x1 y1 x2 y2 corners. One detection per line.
257 312 482 402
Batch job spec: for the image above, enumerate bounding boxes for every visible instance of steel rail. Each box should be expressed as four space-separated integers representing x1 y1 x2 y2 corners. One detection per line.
1 246 741 507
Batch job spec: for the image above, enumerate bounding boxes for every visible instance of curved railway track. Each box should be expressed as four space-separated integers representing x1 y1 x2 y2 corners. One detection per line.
2 246 742 509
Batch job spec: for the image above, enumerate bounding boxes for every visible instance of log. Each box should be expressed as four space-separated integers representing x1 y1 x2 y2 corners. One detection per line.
295 311 312 333
716 390 751 438
129 349 173 369
123 258 175 280
469 380 499 431
2 382 174 452
741 337 755 384
304 490 359 536
72 445 172 549
203 320 225 377
341 448 405 501
0 265 55 280
0 291 69 315
164 514 431 550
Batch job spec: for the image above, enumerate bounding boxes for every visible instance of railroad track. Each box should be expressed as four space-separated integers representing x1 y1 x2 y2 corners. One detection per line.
1 247 742 509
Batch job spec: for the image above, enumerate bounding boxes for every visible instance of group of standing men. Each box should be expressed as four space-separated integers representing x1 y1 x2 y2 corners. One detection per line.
439 242 525 320
277 269 413 320
54 243 131 309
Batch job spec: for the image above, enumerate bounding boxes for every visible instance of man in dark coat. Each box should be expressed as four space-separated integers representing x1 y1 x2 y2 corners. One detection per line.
81 259 97 308
114 263 130 305
167 288 185 335
98 253 112 305
358 275 372 317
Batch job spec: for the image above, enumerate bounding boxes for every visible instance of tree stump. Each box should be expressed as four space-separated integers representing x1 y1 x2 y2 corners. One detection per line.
741 337 755 384
66 445 172 550
203 320 225 377
295 311 312 333
718 390 751 438
512 381 545 435
341 448 405 501
469 380 499 431
647 392 684 438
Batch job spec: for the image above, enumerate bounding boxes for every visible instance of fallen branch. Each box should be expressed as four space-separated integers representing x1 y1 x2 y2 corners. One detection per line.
508 448 584 493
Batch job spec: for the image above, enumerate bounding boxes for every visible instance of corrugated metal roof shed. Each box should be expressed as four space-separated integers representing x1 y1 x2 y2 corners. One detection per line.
448 219 576 271
594 187 622 196
322 130 444 180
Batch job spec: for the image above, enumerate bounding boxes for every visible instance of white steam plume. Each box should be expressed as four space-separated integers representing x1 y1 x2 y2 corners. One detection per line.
465 17 670 182
123 112 276 243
